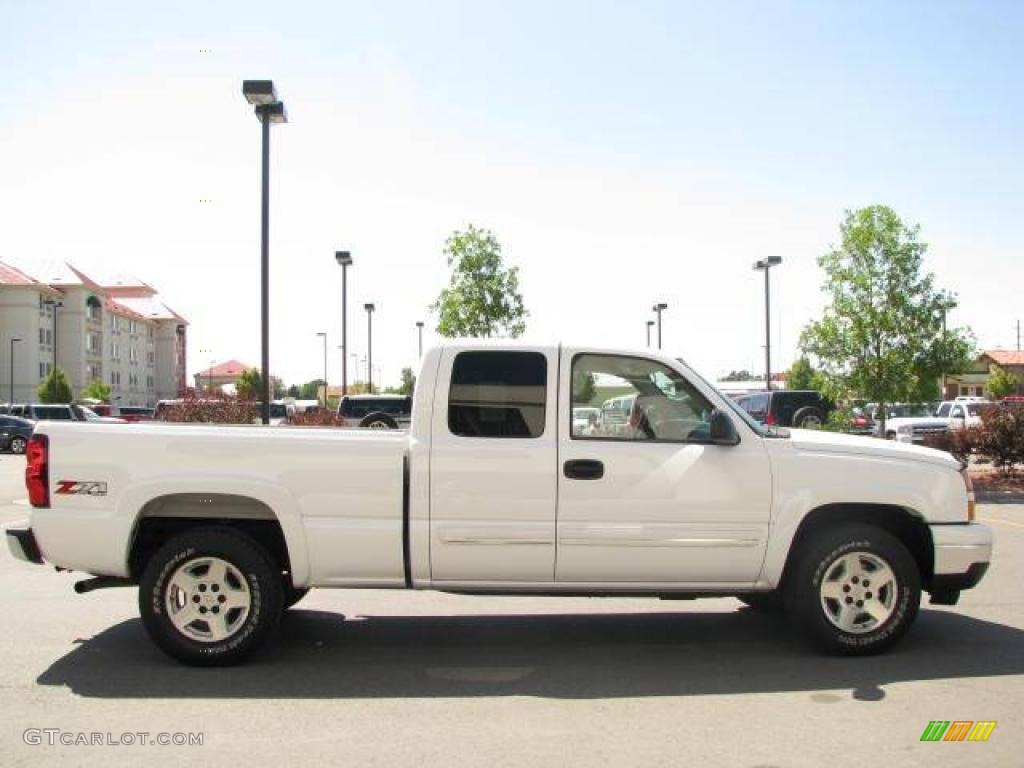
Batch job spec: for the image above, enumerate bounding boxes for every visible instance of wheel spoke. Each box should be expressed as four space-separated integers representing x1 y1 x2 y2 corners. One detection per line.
861 597 892 625
222 589 250 611
206 614 229 642
836 602 860 631
205 559 227 586
168 569 200 596
820 580 845 600
169 603 199 630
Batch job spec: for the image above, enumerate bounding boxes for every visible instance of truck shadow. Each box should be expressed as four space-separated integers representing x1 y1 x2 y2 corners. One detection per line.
37 607 1024 700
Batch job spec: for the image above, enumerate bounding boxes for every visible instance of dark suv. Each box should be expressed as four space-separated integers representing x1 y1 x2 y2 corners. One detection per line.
337 395 413 429
735 390 833 428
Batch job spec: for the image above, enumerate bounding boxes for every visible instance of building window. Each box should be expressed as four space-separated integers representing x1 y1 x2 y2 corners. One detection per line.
111 315 120 333
129 320 137 334
39 328 45 345
86 332 100 354
129 346 137 363
111 343 120 360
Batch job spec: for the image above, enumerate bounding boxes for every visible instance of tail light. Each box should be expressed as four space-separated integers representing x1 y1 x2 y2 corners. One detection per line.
25 434 49 508
764 411 776 426
960 468 975 522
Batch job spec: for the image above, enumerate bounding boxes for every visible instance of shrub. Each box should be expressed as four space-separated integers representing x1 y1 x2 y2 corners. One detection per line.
37 368 73 403
288 408 345 427
923 427 979 466
974 403 1024 474
159 392 258 424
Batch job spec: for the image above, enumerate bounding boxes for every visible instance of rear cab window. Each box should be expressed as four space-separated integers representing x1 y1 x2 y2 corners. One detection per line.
447 351 547 438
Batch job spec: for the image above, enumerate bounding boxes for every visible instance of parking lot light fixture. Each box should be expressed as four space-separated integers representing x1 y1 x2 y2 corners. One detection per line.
753 256 783 391
416 321 424 359
241 79 287 424
335 251 352 396
652 303 668 349
364 303 376 394
645 320 654 348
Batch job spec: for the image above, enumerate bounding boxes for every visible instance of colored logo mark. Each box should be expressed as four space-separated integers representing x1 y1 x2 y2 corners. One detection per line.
920 721 996 742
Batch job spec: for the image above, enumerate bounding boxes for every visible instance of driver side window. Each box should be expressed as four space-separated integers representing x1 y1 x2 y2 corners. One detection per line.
571 353 714 442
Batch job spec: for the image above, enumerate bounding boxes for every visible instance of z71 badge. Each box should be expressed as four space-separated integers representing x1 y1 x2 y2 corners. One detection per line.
55 480 108 496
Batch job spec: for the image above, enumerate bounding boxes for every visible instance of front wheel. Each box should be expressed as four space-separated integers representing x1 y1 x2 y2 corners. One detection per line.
784 524 920 655
9 435 27 454
139 527 284 666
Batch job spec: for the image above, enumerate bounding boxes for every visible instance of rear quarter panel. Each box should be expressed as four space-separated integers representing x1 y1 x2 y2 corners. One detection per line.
31 422 407 586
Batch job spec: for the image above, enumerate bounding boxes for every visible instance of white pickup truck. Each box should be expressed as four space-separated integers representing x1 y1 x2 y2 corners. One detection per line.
6 342 992 665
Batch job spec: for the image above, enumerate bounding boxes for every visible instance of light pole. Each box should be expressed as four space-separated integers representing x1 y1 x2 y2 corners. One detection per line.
753 256 783 391
415 321 424 359
645 320 654 348
242 79 287 424
652 303 667 349
364 303 375 394
316 332 328 406
335 251 352 396
9 338 21 403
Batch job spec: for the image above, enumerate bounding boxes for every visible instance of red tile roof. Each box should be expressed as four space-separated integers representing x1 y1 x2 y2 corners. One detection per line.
984 349 1024 367
0 260 43 286
195 360 254 378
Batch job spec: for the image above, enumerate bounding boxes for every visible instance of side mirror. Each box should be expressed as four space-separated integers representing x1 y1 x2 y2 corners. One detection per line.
709 409 739 445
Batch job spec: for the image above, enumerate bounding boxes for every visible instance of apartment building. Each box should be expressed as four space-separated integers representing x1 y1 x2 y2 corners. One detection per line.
0 260 187 407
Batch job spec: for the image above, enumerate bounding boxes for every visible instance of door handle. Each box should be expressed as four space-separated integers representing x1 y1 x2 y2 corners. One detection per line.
564 459 604 480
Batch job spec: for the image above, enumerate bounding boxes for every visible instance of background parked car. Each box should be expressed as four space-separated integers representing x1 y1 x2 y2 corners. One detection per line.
115 406 155 422
735 390 834 428
0 414 33 454
337 395 413 429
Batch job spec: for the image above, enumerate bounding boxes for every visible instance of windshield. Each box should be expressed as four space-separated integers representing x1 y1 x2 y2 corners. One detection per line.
678 360 769 436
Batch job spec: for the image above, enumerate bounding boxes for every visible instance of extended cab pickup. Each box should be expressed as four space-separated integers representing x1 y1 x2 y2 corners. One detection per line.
6 342 992 665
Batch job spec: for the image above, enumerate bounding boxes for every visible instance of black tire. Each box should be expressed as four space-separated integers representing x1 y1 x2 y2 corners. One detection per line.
737 591 783 611
359 412 398 429
784 524 920 656
793 407 825 429
139 526 284 666
9 435 27 454
283 582 310 609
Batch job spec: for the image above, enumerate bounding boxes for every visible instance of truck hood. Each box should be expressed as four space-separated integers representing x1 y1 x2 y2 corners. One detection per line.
785 428 959 469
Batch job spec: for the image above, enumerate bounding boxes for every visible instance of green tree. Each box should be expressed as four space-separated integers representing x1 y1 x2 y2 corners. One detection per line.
799 206 974 435
721 370 754 382
237 368 261 399
786 358 817 391
37 368 73 403
572 369 596 404
299 379 325 400
432 224 527 338
398 367 416 396
286 384 301 398
988 365 1020 399
80 378 112 402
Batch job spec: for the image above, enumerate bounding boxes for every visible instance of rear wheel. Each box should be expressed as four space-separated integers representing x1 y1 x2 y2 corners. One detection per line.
793 407 825 429
139 527 284 666
784 524 920 655
359 412 398 429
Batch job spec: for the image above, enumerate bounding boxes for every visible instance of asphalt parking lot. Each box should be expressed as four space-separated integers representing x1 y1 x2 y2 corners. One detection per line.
1 453 1021 767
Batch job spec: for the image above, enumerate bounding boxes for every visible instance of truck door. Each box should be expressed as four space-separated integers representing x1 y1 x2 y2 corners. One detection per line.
556 350 771 585
429 347 558 583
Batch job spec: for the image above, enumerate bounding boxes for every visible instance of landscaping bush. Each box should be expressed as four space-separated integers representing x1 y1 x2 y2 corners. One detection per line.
974 403 1024 474
288 408 346 427
922 427 979 466
923 403 1024 474
159 392 258 424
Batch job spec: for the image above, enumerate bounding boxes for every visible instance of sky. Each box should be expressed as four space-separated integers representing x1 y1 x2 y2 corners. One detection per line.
1 1 1021 388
